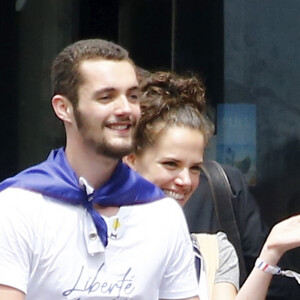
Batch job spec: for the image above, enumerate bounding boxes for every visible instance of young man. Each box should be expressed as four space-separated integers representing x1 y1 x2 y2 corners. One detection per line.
0 39 199 300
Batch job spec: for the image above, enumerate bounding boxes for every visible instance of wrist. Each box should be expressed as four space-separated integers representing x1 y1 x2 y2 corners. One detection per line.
259 244 282 265
255 257 300 285
255 257 281 275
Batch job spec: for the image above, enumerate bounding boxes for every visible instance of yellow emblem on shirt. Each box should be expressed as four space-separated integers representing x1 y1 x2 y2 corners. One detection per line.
112 218 121 231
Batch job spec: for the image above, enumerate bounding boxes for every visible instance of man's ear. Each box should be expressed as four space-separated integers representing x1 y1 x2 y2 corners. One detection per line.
52 95 73 123
123 154 137 170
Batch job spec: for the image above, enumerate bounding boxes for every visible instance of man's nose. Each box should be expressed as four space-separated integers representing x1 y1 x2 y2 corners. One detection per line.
114 95 134 116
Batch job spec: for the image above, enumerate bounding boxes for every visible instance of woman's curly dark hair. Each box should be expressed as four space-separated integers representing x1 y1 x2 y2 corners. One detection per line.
134 71 214 154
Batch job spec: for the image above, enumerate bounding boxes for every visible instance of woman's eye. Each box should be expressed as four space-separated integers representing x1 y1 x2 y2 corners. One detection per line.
191 166 201 172
128 93 139 101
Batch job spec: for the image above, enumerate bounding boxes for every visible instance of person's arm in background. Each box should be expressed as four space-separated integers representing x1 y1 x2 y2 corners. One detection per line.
235 214 300 300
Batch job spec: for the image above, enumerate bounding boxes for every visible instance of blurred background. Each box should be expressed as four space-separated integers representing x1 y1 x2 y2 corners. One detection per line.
1 0 300 269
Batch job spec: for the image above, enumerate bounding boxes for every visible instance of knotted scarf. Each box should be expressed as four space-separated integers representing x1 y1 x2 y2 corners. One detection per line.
0 148 164 246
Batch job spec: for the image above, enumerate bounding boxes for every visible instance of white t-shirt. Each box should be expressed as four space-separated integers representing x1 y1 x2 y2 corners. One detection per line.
0 187 198 300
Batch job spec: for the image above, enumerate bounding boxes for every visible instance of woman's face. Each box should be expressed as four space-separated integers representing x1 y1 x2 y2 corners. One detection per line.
127 126 205 206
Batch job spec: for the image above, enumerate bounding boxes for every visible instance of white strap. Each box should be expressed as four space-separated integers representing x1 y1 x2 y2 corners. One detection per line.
255 257 300 285
281 269 300 285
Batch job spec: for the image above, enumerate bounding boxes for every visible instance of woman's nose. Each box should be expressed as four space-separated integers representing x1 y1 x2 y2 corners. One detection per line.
174 169 192 186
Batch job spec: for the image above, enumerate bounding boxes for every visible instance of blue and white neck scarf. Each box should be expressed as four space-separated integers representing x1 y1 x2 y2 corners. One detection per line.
0 148 164 246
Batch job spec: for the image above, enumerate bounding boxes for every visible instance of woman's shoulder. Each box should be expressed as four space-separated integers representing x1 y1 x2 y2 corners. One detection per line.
215 231 240 290
215 231 238 264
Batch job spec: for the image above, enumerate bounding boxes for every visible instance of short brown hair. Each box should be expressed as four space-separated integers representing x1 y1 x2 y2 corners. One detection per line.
51 39 133 106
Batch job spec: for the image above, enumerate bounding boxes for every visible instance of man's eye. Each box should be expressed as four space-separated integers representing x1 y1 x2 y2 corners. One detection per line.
162 161 177 167
99 95 110 100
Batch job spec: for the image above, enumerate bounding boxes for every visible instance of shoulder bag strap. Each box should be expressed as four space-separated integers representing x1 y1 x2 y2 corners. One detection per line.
201 160 247 284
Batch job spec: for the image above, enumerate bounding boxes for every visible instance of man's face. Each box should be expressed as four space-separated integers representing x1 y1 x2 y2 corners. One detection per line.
74 59 140 159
